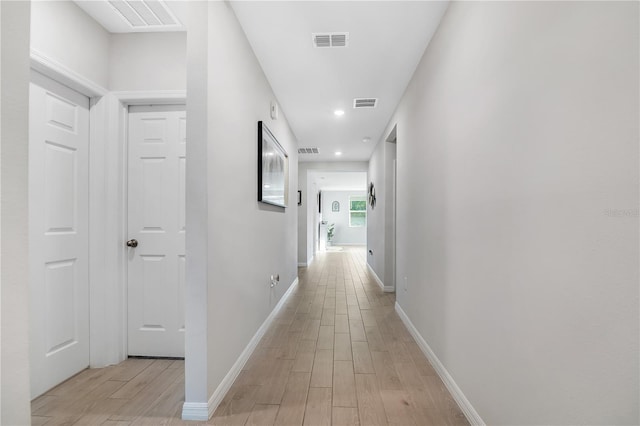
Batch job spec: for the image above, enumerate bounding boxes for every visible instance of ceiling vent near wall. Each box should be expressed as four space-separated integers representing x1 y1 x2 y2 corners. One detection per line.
312 32 349 48
353 98 378 108
108 0 180 28
298 148 320 154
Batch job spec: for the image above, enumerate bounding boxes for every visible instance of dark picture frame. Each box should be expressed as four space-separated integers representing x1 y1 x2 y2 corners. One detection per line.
258 121 288 208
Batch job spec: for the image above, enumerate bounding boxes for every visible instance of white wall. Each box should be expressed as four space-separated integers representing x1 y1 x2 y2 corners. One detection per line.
109 33 187 91
367 141 386 284
389 2 639 424
1 1 32 424
186 0 299 412
322 191 367 246
30 1 110 90
296 166 312 266
383 142 396 289
184 1 209 405
298 162 368 266
368 137 397 289
31 2 186 93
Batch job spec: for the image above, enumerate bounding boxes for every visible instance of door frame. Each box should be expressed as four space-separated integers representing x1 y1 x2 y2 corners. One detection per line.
30 48 186 369
97 91 186 365
123 101 187 358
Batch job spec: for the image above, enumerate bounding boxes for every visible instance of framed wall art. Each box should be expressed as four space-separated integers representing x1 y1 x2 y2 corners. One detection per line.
258 121 288 208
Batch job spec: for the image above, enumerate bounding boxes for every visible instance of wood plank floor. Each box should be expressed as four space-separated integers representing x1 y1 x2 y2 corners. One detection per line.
32 246 468 425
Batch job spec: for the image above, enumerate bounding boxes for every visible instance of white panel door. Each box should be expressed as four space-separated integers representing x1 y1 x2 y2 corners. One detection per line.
29 71 90 398
127 105 186 357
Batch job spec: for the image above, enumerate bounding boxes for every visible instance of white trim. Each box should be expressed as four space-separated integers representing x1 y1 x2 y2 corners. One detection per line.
181 276 300 421
394 302 485 426
115 93 187 362
88 94 129 367
298 254 315 268
30 48 108 97
112 90 187 105
367 263 394 293
180 402 209 421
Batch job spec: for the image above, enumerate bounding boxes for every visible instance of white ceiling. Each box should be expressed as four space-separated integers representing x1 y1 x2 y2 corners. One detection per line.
231 1 449 162
75 1 448 163
309 171 367 192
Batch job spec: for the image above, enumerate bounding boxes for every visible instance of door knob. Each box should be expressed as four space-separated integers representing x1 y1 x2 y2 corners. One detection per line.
126 239 138 248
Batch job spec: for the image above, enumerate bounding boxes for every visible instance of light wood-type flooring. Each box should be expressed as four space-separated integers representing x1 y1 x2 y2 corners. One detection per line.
32 246 468 426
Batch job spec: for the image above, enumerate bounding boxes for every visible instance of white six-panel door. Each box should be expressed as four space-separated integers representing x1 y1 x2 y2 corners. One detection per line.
29 71 90 398
127 105 186 357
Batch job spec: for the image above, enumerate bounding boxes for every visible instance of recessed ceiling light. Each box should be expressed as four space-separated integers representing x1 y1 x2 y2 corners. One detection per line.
335 151 342 156
263 184 271 188
334 110 344 116
362 137 371 143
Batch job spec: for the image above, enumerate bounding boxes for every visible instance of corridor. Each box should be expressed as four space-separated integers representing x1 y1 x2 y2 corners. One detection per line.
31 247 467 425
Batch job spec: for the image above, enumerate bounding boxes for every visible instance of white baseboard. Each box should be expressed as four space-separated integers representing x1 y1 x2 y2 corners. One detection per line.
181 402 209 421
394 302 485 426
298 255 314 268
367 263 395 293
181 277 299 421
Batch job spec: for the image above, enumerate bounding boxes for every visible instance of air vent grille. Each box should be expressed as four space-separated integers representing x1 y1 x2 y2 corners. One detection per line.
331 34 347 47
298 148 320 154
312 32 349 48
108 0 180 28
353 98 378 108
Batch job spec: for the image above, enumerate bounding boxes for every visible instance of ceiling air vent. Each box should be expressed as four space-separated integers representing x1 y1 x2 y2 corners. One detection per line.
312 32 349 48
353 98 378 108
298 148 320 154
108 0 180 28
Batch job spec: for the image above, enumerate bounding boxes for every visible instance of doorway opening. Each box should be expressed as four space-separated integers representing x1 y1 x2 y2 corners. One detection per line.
308 171 368 256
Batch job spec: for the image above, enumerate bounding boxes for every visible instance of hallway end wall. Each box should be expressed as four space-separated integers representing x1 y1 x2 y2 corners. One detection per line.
298 162 369 266
390 2 639 424
321 191 367 246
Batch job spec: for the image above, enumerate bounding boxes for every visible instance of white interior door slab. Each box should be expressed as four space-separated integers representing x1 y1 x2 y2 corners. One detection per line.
29 71 90 398
127 105 186 357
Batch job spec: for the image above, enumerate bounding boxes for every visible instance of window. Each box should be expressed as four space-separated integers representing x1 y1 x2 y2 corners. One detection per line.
349 196 367 227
